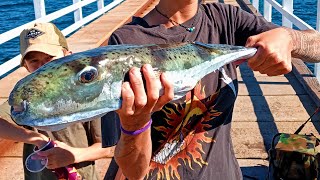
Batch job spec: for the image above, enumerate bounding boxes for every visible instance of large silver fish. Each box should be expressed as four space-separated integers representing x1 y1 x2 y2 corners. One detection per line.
9 42 256 131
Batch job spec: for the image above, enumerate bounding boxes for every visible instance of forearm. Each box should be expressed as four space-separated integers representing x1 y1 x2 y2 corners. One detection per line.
74 143 114 163
284 27 320 63
115 129 152 180
0 118 48 147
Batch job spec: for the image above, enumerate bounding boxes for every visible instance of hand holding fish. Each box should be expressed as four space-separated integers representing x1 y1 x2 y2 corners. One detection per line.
114 64 173 179
246 27 293 76
117 64 174 131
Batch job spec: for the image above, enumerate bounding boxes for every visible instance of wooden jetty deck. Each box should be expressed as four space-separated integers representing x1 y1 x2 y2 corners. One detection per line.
0 0 320 179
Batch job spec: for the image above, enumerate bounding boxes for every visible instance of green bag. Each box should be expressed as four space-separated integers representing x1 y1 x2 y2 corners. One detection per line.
269 133 319 180
268 107 320 180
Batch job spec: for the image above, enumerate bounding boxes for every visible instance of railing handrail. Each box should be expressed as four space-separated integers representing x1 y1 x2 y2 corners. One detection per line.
265 0 314 30
0 0 125 78
252 0 318 29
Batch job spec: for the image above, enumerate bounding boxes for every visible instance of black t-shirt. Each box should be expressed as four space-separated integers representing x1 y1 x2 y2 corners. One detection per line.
102 3 277 179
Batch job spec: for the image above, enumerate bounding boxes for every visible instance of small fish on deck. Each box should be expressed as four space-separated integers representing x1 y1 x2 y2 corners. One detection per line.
9 42 257 131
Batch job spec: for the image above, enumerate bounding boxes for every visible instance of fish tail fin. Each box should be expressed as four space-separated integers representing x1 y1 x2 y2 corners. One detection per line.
193 41 257 59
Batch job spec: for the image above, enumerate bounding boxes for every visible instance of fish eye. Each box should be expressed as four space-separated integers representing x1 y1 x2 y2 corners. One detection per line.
77 66 98 83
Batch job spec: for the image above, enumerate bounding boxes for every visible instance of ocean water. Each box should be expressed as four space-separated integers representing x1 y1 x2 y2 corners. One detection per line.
0 0 318 70
257 0 318 29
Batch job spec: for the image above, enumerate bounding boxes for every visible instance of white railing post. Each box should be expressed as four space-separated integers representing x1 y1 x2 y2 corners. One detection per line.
282 0 293 28
264 0 272 22
315 0 320 81
317 0 320 31
252 0 259 11
97 0 104 10
33 0 46 19
73 0 83 22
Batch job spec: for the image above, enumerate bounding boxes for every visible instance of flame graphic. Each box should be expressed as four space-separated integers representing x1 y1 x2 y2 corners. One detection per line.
148 82 222 179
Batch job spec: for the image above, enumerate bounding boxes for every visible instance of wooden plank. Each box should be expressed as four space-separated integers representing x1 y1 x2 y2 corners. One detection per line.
236 0 261 15
135 0 159 18
96 158 112 178
238 76 306 96
0 99 6 105
231 121 320 159
291 58 320 107
238 159 269 169
205 0 238 6
0 140 22 157
0 68 29 99
224 0 240 6
68 0 157 53
233 95 320 122
237 62 286 78
0 157 24 180
203 0 219 3
100 0 160 47
0 140 24 179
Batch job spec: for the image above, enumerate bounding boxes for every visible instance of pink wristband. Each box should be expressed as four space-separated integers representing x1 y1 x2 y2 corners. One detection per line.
120 119 152 135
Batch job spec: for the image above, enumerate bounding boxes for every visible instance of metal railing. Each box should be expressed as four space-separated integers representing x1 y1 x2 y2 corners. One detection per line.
251 0 320 80
0 0 125 78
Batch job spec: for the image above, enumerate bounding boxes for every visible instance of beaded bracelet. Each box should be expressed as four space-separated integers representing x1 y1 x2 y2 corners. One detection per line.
120 119 152 136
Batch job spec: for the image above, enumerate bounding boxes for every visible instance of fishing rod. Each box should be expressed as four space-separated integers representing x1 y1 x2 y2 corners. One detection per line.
294 106 320 134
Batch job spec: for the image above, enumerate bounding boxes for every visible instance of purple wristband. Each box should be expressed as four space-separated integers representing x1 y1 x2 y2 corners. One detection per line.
34 139 55 151
120 119 152 135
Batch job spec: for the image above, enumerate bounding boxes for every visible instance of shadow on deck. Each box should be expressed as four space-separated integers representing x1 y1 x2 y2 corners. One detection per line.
235 63 320 180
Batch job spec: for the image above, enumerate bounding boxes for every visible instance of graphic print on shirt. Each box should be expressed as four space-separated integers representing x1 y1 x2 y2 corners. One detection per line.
220 67 236 96
148 80 223 179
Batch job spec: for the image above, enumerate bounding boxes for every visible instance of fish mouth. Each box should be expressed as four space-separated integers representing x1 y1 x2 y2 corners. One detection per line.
11 100 28 116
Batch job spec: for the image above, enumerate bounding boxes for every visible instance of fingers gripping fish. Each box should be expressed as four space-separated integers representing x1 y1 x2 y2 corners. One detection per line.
9 42 256 131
